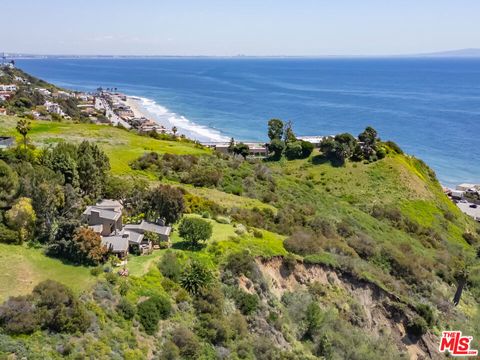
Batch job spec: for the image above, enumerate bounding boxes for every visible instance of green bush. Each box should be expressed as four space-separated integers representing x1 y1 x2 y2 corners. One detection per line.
0 280 90 335
90 266 103 276
172 326 201 358
406 316 428 337
180 261 213 295
416 304 435 327
158 251 182 282
105 272 118 285
0 225 19 244
179 217 213 247
233 290 259 315
116 298 136 320
137 295 172 334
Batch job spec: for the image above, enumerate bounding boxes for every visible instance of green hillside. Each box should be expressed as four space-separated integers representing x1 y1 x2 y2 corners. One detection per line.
0 113 479 359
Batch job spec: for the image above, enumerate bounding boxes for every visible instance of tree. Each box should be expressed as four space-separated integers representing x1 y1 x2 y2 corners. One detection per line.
300 140 314 158
268 138 285 160
267 119 284 140
72 227 108 265
233 142 250 160
158 251 182 282
137 295 172 334
283 120 296 144
285 141 303 160
228 137 235 154
16 118 31 150
358 126 378 147
179 217 213 247
172 126 178 136
147 185 185 225
180 260 213 295
0 160 18 207
6 197 36 243
76 141 110 199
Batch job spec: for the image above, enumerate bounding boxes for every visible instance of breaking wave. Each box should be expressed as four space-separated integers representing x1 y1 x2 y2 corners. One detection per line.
137 97 229 142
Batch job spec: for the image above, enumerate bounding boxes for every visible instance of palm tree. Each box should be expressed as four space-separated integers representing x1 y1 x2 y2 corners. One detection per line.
16 118 31 150
172 126 178 137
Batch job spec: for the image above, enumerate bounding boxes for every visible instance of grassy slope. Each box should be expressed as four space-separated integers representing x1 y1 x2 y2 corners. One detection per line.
0 244 94 302
1 116 477 314
0 116 209 176
0 117 285 299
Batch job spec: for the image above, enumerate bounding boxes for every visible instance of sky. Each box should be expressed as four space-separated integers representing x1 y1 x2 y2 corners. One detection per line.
1 0 479 56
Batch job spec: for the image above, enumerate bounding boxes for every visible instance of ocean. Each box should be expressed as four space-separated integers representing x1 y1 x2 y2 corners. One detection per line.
16 57 480 187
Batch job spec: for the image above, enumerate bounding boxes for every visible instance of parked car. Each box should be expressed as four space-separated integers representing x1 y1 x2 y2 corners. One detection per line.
469 204 478 208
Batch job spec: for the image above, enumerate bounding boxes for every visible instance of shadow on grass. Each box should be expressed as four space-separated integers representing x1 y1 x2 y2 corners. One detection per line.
172 241 205 252
311 154 345 167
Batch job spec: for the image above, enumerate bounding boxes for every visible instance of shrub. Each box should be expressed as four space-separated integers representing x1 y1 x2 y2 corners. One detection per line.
105 272 118 285
172 326 201 358
137 295 172 334
90 266 103 276
0 225 19 244
0 296 39 334
179 217 213 247
233 290 259 315
285 141 303 160
282 254 297 274
406 316 428 337
0 280 91 335
223 251 257 278
463 232 479 246
284 230 324 256
300 140 314 158
384 141 403 154
158 251 182 282
416 304 435 327
117 298 136 320
252 229 263 238
180 261 213 295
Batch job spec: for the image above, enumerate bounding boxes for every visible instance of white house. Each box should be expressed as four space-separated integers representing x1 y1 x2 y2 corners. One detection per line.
44 101 65 116
0 84 17 92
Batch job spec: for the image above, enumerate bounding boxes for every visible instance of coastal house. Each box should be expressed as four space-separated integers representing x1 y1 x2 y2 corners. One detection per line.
83 199 124 236
203 141 269 158
36 88 52 97
0 84 17 92
0 136 14 149
44 101 66 116
82 199 172 259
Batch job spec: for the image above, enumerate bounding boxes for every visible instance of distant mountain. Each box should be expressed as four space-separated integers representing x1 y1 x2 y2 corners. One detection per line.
417 48 480 57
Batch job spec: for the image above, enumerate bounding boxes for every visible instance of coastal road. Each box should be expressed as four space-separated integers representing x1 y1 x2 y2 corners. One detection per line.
94 97 131 129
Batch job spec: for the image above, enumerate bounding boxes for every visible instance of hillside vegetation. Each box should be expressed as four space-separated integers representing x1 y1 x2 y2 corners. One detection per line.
0 75 479 359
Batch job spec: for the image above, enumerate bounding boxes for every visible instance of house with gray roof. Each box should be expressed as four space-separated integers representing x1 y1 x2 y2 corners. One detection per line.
82 199 172 258
83 200 123 236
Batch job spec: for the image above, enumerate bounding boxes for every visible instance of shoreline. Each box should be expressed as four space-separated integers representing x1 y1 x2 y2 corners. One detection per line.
123 95 229 142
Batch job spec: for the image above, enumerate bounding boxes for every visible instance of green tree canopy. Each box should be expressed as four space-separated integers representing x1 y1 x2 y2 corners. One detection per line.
147 185 185 225
267 119 284 141
179 217 213 247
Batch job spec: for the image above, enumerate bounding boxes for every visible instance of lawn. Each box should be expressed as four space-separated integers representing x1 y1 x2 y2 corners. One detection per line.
127 214 286 276
0 243 95 302
0 116 210 176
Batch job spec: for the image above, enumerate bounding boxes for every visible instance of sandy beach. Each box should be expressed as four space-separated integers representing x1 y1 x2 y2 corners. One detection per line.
124 97 154 122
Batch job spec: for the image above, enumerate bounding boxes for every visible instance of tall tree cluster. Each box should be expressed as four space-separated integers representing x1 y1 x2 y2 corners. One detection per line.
267 119 314 160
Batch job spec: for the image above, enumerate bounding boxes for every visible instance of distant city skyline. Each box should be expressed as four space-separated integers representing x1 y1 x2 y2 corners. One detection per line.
2 0 480 56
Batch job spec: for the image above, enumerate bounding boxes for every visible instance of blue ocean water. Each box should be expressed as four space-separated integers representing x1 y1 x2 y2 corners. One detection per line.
16 58 480 186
